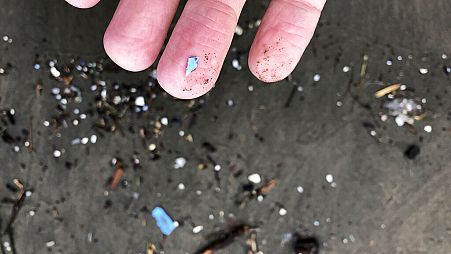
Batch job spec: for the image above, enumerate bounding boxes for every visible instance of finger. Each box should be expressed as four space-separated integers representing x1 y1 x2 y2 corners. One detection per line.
248 0 326 82
157 0 245 99
65 0 101 8
103 0 180 72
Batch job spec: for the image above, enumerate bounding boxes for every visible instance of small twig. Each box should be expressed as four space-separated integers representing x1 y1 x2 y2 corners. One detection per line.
284 85 297 108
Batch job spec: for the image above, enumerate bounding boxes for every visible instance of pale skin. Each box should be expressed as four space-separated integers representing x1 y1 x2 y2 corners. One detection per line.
65 0 327 99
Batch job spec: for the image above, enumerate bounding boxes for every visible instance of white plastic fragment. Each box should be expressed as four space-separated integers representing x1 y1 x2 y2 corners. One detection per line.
160 117 169 126
325 174 334 183
313 74 321 82
419 68 428 74
50 67 61 78
135 96 145 107
174 157 187 169
279 208 287 216
186 56 199 76
232 59 242 70
235 25 244 36
192 225 204 234
248 173 262 184
53 150 62 158
46 241 55 247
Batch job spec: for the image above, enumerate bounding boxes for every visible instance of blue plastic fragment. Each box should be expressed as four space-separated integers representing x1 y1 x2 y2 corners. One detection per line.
185 56 199 76
151 206 178 236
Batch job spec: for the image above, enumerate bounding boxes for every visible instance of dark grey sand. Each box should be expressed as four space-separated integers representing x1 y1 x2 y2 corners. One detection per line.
0 0 450 253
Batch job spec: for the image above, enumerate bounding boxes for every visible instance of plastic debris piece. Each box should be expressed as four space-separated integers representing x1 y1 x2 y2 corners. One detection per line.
174 157 187 169
50 67 61 78
151 207 178 236
186 56 199 76
313 74 321 82
248 173 261 184
135 96 145 107
325 174 334 183
383 97 424 127
192 225 204 234
232 58 242 70
419 68 428 74
279 207 287 216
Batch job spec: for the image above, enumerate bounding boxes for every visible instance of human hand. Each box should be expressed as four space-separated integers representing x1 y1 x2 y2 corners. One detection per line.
66 0 326 99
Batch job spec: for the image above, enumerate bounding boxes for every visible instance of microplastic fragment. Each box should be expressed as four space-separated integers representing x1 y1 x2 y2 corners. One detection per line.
192 225 204 234
325 174 334 183
50 67 61 78
174 157 186 169
186 56 199 76
46 241 55 247
53 150 62 158
90 134 97 144
151 207 178 236
232 59 242 70
279 207 287 216
248 173 262 184
419 68 428 74
313 74 321 82
160 117 169 126
135 96 145 107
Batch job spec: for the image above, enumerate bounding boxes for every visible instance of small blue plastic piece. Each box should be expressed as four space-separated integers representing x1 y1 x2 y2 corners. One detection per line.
185 56 199 76
151 206 177 236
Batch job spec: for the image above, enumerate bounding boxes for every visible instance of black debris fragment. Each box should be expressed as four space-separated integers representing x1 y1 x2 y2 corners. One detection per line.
404 145 420 159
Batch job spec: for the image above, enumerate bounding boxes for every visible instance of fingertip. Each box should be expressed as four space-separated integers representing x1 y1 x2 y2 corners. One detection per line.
156 57 215 100
65 0 100 9
248 44 298 83
103 31 156 72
